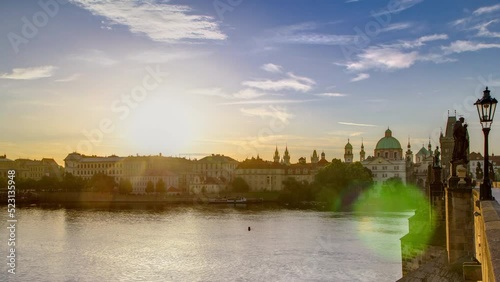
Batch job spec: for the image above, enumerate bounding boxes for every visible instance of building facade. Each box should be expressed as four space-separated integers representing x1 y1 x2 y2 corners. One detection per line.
361 128 409 185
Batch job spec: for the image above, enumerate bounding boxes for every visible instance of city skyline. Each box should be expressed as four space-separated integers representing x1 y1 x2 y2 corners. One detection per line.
1 0 500 165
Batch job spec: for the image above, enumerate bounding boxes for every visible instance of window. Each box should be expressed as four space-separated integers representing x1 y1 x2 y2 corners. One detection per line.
385 152 388 158
394 152 397 159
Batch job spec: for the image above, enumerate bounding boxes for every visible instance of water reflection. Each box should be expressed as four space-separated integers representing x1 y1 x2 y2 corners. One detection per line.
1 206 410 281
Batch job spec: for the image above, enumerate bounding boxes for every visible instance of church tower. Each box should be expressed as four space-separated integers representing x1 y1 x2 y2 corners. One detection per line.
311 150 319 164
344 139 353 163
273 146 280 163
427 138 432 158
360 140 366 162
283 146 291 165
406 138 413 162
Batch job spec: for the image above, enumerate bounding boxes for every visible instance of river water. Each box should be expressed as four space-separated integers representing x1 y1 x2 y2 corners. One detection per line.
1 205 411 282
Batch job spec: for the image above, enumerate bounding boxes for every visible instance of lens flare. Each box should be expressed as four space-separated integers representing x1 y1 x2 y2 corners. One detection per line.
353 182 437 260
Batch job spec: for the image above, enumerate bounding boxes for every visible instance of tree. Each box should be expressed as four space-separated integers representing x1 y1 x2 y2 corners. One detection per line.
232 177 249 192
155 179 166 194
145 180 154 194
60 173 86 192
118 179 133 194
89 173 115 193
312 159 373 208
38 175 60 192
281 178 312 203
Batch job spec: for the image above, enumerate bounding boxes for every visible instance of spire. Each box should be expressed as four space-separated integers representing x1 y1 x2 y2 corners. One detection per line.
273 146 280 163
407 137 411 149
283 145 290 165
360 139 366 162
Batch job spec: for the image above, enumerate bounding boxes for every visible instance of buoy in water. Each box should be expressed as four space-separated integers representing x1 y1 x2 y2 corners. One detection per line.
248 226 251 231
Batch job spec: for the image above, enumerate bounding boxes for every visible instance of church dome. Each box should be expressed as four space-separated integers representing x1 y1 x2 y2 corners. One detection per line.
345 140 353 149
375 128 402 150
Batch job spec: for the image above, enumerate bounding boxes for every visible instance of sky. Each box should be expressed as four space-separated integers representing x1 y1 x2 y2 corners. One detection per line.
1 0 500 166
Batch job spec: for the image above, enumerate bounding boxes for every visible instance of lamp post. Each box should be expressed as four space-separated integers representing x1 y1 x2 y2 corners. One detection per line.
475 87 498 200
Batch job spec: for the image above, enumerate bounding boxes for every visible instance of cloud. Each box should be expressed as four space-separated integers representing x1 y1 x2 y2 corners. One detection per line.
473 20 500 38
70 0 226 43
221 99 316 105
473 3 500 16
442 40 500 54
191 87 266 100
269 22 358 46
233 88 266 99
339 33 449 73
129 50 208 63
261 63 283 73
242 72 315 92
350 73 370 82
315 92 348 97
342 47 419 71
379 22 413 33
240 106 293 123
385 34 448 49
190 87 232 99
372 0 423 16
55 73 81 82
338 122 377 127
70 49 117 66
0 66 57 80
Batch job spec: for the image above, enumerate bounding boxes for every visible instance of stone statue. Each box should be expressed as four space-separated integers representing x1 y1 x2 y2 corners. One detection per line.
476 162 484 180
433 146 441 167
452 117 469 163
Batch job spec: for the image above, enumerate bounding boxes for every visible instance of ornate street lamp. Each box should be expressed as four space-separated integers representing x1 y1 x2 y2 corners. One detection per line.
474 87 498 200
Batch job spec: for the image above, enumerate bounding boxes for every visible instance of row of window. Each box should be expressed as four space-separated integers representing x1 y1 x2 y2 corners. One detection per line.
371 166 400 170
377 152 399 159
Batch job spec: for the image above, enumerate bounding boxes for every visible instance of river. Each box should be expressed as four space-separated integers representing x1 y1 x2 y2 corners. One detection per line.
1 205 411 281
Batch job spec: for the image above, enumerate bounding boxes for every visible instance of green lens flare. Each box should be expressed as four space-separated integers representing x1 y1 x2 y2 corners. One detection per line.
353 182 437 260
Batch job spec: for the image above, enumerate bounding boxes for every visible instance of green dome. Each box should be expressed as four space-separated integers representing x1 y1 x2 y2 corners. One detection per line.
375 128 402 150
345 140 353 149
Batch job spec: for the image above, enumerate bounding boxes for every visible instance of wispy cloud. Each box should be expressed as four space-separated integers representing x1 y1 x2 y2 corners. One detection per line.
70 0 226 43
315 92 348 97
342 47 419 71
269 22 357 46
55 73 81 82
473 20 500 38
442 40 500 54
473 3 500 16
191 87 266 100
379 22 413 33
338 122 377 127
351 73 370 82
240 106 293 123
233 88 266 99
261 63 283 73
242 72 315 92
129 50 208 63
339 34 450 72
0 66 57 80
372 0 423 16
221 99 317 105
190 87 232 99
70 49 117 66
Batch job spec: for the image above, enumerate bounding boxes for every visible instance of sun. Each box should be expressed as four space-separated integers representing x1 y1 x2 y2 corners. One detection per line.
125 96 198 155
